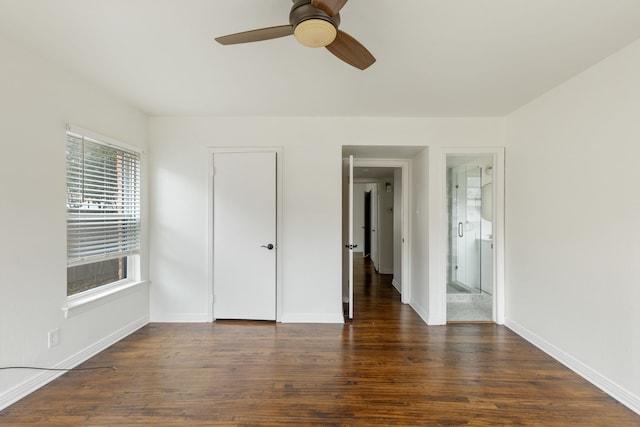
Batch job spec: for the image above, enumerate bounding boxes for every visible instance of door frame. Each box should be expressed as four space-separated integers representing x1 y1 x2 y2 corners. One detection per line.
352 158 411 304
207 146 284 322
438 147 505 324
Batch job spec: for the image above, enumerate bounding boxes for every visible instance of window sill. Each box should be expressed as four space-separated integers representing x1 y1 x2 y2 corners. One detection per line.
63 280 149 319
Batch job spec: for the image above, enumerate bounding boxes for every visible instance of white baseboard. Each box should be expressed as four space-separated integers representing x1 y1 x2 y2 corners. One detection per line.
409 301 430 325
409 300 447 326
280 313 344 324
0 315 148 411
506 319 640 416
391 278 401 293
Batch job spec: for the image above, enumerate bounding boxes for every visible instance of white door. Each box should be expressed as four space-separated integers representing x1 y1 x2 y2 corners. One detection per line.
213 151 276 320
348 155 354 319
342 155 355 319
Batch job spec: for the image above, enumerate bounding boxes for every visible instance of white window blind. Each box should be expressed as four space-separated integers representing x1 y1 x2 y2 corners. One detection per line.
66 132 141 267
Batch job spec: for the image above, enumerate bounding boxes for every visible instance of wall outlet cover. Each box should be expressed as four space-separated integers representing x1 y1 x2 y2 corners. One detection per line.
48 329 60 348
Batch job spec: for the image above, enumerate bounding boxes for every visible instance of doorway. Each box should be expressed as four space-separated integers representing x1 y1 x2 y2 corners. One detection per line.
353 172 395 276
209 148 282 322
445 154 497 322
342 157 410 320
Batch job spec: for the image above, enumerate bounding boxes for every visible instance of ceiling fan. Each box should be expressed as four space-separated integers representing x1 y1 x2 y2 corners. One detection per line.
215 0 376 70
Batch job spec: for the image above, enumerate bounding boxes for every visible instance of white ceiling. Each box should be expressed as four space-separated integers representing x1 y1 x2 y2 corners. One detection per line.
1 0 640 117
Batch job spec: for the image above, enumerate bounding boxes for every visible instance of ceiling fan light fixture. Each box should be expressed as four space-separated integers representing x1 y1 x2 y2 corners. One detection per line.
294 19 337 48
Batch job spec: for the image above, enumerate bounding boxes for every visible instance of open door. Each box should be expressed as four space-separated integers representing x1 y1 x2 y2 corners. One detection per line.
342 155 355 319
446 154 499 323
348 155 354 319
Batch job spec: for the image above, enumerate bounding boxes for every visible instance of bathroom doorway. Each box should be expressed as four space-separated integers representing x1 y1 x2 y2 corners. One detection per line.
446 155 494 322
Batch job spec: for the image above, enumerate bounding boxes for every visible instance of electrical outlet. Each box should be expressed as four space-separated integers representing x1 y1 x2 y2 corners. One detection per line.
48 328 60 348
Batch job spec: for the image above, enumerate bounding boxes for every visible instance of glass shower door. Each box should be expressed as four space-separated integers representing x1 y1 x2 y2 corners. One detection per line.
452 165 482 293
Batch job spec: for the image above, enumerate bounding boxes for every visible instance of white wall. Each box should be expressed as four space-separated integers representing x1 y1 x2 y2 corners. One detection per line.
393 168 403 291
148 117 505 324
0 36 149 409
409 149 431 321
506 39 640 412
378 178 395 275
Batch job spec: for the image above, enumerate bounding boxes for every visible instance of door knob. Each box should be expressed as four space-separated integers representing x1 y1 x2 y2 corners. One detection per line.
261 243 274 250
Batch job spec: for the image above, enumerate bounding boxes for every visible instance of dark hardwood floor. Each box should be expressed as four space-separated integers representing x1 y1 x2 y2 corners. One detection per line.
2 254 639 426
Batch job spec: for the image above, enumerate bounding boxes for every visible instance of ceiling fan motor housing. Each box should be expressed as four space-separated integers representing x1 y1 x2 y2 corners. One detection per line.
290 0 340 47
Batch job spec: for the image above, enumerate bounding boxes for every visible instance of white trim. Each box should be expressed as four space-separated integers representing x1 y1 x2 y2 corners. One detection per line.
409 301 429 325
207 151 214 322
437 147 505 325
0 315 148 411
207 146 284 322
348 155 354 319
506 319 640 416
352 158 411 305
64 280 149 319
280 313 344 324
66 124 144 154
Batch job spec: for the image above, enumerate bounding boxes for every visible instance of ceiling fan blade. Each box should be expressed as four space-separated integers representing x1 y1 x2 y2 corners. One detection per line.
326 30 375 70
215 25 293 45
311 0 348 16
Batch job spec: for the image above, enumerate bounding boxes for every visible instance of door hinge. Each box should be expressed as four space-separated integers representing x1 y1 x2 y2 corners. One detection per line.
211 166 215 177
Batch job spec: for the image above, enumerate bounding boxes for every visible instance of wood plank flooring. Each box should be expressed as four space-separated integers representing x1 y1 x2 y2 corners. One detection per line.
1 255 639 426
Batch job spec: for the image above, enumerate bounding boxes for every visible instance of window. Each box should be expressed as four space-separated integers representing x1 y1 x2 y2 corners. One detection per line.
66 128 141 296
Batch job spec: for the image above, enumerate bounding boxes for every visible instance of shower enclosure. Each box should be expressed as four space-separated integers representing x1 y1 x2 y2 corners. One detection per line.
446 155 493 321
449 164 483 293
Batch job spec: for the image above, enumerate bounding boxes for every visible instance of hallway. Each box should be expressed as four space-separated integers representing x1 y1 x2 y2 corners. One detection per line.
350 253 410 322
